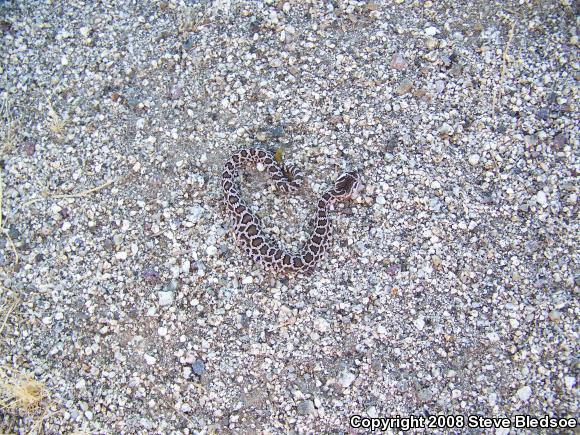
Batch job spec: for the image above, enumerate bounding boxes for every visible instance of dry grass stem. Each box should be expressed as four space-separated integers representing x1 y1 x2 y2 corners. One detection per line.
22 178 116 207
0 367 47 414
492 16 516 115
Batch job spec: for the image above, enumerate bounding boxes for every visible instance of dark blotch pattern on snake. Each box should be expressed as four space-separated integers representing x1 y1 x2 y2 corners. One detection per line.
222 148 363 274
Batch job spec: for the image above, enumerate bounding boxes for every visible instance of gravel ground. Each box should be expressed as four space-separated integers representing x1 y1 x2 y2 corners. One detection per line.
0 0 578 433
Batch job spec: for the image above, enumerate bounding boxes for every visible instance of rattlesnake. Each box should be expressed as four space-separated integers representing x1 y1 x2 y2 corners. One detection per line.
221 148 363 274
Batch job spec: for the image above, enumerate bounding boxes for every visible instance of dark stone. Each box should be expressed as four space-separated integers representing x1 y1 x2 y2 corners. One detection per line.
183 36 195 50
552 133 567 150
385 136 398 152
21 140 36 156
192 360 205 376
143 269 160 284
537 108 550 120
270 125 285 138
8 227 20 239
103 239 113 251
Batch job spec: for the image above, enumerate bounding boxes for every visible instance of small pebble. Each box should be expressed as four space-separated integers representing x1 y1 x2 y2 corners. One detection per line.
395 79 413 95
424 26 439 36
164 279 178 292
419 387 433 401
314 317 330 333
438 123 452 136
537 108 550 120
390 52 407 70
158 291 174 306
192 360 205 376
189 206 204 222
21 140 36 156
414 317 425 330
270 125 285 137
144 354 157 365
79 26 90 37
536 191 548 207
143 269 160 283
298 400 315 415
468 154 480 165
338 370 356 388
516 385 532 401
432 255 441 267
376 324 387 335
552 133 567 149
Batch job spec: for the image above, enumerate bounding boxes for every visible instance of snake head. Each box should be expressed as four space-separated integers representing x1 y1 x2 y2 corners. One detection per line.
333 171 364 200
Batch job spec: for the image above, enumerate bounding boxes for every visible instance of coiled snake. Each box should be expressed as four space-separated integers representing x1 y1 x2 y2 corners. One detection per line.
222 148 363 274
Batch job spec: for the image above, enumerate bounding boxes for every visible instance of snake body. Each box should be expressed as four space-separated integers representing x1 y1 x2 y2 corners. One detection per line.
222 148 362 274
